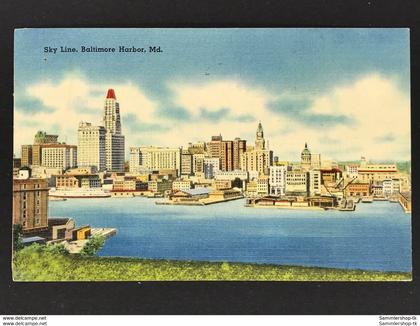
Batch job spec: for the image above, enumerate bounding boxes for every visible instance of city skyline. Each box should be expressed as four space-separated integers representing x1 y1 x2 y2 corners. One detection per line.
14 28 411 161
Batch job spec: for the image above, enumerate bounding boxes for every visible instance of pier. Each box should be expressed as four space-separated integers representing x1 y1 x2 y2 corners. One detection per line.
63 228 117 254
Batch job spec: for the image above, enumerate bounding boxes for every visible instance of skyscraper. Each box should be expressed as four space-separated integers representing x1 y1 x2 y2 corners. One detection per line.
233 138 246 170
78 122 106 172
240 122 273 176
103 89 125 172
255 121 265 150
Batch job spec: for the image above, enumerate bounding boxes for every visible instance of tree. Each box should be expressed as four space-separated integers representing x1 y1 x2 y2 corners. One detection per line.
80 236 105 256
13 224 23 251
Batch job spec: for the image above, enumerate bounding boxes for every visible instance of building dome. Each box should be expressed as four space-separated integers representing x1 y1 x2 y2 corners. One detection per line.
301 142 311 155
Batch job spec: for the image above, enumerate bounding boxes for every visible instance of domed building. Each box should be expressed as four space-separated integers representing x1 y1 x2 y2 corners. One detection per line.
301 142 311 171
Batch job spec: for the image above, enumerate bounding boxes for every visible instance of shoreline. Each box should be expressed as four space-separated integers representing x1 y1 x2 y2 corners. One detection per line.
246 204 325 211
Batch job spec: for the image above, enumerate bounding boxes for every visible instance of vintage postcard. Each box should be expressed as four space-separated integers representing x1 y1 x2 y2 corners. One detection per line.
12 28 411 281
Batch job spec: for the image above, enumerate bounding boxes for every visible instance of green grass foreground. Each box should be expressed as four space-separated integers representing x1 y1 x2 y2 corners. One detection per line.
13 245 411 281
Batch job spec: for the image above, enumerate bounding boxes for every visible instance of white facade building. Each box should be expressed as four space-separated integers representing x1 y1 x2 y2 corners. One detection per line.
172 180 192 191
269 165 287 196
130 146 181 176
286 170 308 195
78 122 106 172
257 177 269 196
41 144 77 169
309 170 321 196
383 179 400 197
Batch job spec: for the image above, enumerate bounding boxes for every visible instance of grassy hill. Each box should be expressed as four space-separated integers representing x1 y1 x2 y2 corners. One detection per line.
13 244 411 281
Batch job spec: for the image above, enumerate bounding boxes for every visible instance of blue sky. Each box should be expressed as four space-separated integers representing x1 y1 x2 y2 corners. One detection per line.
14 28 411 161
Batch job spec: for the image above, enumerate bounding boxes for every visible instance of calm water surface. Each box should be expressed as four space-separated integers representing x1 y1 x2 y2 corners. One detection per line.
49 198 412 272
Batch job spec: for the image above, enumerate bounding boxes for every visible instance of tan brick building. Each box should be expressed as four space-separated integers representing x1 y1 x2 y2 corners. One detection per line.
13 178 49 234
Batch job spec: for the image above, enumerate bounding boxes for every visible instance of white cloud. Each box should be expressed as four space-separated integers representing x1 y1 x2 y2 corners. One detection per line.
14 74 158 155
14 73 410 162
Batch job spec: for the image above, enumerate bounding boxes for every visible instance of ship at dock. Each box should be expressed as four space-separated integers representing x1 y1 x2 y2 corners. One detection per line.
49 187 111 198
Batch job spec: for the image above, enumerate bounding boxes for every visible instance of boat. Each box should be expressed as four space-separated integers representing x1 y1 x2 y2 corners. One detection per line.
49 187 111 198
48 197 67 201
361 196 374 203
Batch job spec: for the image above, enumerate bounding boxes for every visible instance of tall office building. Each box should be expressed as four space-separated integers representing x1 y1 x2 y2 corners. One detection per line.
204 157 220 179
180 149 193 176
233 138 246 170
103 89 125 172
78 122 106 172
240 122 273 176
21 145 33 167
207 135 222 159
255 122 265 150
221 140 234 171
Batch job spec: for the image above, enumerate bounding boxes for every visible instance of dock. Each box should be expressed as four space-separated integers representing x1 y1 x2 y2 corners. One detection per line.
156 195 243 206
63 228 117 254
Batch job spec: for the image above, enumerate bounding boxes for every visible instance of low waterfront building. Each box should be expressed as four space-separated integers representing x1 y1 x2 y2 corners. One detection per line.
13 175 49 235
208 188 242 201
285 170 309 196
245 179 258 197
345 182 371 198
113 177 148 192
71 225 91 241
383 179 400 197
357 164 398 183
307 195 338 208
55 174 101 189
170 188 210 203
371 182 384 198
148 179 173 194
257 176 269 196
214 179 232 190
172 180 193 191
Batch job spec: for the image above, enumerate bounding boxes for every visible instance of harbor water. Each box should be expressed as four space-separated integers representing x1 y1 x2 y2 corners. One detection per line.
49 198 412 272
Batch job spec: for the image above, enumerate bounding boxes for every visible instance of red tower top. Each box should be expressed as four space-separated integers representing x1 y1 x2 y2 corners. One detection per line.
106 89 116 99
